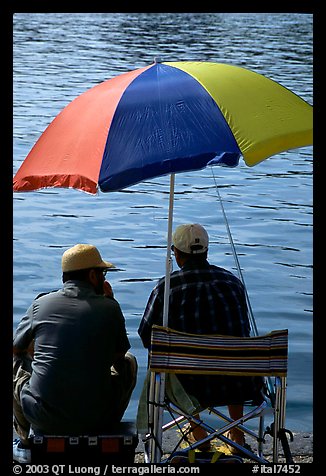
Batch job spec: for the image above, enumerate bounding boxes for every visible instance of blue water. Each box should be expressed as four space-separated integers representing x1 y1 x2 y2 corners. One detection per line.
13 13 313 431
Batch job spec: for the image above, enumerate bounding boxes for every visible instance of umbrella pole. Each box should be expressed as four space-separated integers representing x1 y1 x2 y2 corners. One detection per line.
162 172 175 327
152 173 175 462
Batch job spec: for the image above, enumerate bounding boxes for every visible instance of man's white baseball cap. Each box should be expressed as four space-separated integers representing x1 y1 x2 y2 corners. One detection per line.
172 224 209 254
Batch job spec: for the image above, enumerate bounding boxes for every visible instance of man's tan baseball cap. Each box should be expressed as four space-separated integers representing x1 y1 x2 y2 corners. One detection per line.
62 244 115 272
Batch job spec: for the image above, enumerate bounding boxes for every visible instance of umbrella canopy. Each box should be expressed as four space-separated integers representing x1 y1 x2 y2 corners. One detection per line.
13 61 312 194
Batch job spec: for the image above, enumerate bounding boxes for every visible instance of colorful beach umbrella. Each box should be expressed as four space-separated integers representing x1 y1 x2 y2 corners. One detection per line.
13 60 312 195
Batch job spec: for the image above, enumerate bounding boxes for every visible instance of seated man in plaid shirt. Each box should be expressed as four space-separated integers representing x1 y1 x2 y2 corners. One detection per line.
138 223 263 454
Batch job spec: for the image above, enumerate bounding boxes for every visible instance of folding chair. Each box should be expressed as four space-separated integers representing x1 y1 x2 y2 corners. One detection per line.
143 325 289 464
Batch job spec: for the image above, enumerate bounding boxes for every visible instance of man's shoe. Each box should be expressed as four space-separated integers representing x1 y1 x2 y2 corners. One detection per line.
224 431 252 457
13 438 31 463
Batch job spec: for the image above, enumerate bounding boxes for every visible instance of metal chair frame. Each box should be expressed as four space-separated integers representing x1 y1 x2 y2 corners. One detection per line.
143 325 289 464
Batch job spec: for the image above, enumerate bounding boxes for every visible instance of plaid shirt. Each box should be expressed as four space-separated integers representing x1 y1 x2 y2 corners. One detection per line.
137 259 262 406
138 259 250 348
138 259 260 407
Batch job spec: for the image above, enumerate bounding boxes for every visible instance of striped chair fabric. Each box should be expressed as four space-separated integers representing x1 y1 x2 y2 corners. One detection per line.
149 325 288 377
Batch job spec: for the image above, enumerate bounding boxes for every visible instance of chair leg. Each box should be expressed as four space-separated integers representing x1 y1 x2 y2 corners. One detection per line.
146 371 161 463
151 373 163 463
257 415 265 458
273 376 288 463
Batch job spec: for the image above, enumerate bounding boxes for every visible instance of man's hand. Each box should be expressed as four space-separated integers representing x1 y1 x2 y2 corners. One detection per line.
103 280 114 298
13 340 34 358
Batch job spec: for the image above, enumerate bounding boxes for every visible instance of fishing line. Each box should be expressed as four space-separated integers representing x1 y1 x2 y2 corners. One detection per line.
210 167 259 337
211 168 276 401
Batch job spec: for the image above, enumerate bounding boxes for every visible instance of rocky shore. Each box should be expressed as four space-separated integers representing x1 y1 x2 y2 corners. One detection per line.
134 430 313 463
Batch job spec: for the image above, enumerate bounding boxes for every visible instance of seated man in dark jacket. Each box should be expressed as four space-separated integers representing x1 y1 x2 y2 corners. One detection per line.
13 244 137 463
